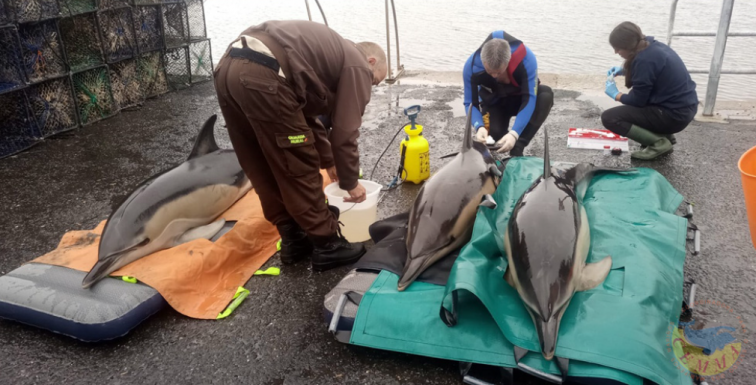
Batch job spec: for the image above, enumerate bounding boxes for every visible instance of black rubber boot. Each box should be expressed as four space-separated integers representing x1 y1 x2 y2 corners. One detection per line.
310 205 366 271
276 220 313 264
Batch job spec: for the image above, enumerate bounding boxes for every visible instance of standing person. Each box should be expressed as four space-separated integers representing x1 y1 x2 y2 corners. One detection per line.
463 30 554 156
602 21 699 160
213 20 387 271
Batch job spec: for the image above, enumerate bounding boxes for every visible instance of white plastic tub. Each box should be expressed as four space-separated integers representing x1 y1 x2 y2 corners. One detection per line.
324 180 383 242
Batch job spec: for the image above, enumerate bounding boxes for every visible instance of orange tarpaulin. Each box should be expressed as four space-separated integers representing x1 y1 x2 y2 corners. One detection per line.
31 170 333 320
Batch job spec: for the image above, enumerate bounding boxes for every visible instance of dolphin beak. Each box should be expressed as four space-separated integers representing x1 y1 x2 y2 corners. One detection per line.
81 258 118 289
535 315 560 360
397 257 428 292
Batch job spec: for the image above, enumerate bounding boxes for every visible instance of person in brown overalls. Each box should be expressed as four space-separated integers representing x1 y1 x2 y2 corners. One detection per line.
213 20 387 271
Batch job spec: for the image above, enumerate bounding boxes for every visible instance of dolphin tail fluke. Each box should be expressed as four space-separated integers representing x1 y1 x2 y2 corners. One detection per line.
535 316 560 361
188 115 220 160
462 104 474 153
576 256 613 291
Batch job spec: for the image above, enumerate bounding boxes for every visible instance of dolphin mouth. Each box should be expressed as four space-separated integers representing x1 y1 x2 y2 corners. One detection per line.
81 256 119 289
397 256 433 291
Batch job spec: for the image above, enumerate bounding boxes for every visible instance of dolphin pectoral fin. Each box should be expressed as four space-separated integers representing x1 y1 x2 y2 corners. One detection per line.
504 266 515 288
576 256 613 291
479 194 497 209
174 219 227 246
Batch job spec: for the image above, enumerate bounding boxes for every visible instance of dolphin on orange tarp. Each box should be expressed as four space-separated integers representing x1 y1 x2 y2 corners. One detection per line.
81 115 252 289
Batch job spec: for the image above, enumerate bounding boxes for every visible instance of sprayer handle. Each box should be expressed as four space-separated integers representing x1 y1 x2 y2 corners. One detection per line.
404 105 421 116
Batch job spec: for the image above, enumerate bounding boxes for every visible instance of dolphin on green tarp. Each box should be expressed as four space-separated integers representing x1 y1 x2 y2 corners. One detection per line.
398 105 502 292
484 123 635 377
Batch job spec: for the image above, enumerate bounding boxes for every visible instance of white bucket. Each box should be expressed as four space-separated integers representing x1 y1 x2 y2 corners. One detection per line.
324 180 383 242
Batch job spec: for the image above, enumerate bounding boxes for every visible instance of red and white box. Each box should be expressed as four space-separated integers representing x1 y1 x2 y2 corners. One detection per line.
567 128 629 151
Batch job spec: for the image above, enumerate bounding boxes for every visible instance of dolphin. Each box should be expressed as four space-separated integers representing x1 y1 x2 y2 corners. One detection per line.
81 115 253 289
397 105 503 291
491 122 635 376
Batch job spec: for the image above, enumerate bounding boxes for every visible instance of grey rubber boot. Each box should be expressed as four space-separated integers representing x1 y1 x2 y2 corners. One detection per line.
625 125 673 160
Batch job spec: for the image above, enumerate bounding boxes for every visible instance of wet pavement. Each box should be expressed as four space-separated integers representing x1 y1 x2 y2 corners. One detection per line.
1 74 755 385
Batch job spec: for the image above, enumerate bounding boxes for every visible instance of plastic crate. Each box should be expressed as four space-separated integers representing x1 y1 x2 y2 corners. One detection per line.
97 7 136 63
185 0 204 41
0 90 41 159
1 0 15 26
58 0 96 17
10 0 61 23
161 1 187 48
133 5 161 53
163 45 188 90
97 0 130 10
109 57 143 109
137 49 166 98
0 26 25 94
72 65 116 125
26 75 78 137
18 19 68 84
60 12 104 72
188 38 210 84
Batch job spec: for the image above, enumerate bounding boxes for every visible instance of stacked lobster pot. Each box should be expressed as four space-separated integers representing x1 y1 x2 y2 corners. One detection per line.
0 0 212 159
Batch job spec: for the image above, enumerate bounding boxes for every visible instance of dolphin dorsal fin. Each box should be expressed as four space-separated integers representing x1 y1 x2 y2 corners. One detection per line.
542 121 551 178
462 104 474 153
188 115 219 160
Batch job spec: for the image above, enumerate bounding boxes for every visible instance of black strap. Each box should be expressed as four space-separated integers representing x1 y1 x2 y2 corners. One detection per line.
229 47 281 73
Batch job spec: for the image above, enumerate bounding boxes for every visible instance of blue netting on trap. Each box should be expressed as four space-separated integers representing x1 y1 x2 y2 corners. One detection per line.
18 19 68 84
26 75 78 137
0 26 26 94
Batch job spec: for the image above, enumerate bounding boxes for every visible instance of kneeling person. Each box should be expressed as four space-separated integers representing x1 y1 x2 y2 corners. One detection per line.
463 31 554 156
602 21 698 160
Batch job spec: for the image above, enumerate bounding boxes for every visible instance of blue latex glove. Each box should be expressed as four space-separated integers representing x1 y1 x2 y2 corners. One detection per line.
605 78 620 100
607 66 624 77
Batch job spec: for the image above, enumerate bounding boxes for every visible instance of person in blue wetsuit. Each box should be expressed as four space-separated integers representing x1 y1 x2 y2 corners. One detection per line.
602 21 699 160
463 30 553 156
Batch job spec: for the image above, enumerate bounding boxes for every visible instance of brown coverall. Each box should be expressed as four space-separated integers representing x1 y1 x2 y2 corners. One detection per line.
213 21 374 238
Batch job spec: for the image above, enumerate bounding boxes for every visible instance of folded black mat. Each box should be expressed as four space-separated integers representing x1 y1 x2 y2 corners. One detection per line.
353 211 460 287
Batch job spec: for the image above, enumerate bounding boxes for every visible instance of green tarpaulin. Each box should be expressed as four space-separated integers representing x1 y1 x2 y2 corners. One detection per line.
350 157 693 385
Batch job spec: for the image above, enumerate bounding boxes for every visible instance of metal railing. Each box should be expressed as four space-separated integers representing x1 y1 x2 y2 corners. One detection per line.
304 0 404 84
304 0 328 27
668 0 756 116
384 0 404 84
